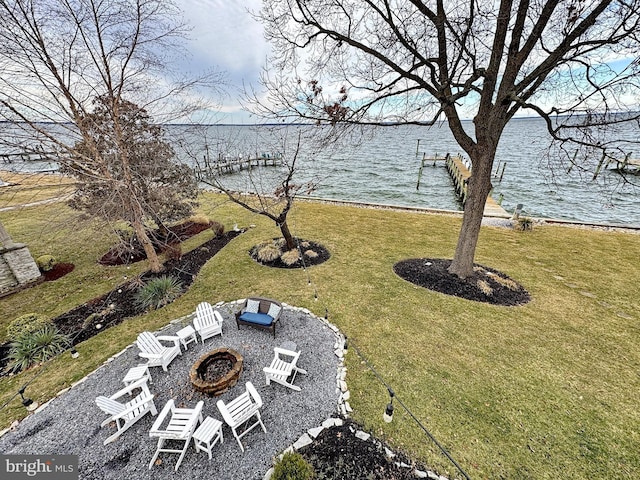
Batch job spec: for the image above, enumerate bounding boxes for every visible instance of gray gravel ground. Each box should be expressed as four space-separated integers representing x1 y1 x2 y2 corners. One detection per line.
0 303 342 480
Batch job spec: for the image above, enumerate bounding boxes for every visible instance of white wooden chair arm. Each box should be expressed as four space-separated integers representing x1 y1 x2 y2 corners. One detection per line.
246 381 263 408
150 399 175 433
112 394 155 419
139 352 163 360
263 366 291 376
156 335 180 346
273 347 299 357
109 377 151 400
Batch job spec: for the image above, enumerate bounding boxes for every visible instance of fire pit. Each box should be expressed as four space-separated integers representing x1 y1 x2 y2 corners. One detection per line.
189 348 243 396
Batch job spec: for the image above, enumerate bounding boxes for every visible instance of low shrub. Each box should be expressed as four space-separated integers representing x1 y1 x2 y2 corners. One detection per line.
272 452 315 480
134 275 183 310
188 214 211 226
210 220 225 237
35 254 57 272
8 325 70 372
6 313 51 341
165 242 182 261
515 216 534 231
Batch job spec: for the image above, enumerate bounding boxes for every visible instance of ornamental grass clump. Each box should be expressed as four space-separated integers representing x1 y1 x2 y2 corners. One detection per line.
272 451 315 480
477 279 494 296
304 249 318 259
281 249 301 266
256 242 282 262
135 275 183 310
486 271 520 291
8 325 70 372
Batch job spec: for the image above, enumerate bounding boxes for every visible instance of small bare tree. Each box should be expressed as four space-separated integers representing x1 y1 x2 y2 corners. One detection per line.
195 131 317 250
254 0 640 278
0 0 219 272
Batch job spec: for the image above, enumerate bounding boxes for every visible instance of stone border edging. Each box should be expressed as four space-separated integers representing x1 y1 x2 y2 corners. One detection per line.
261 303 447 480
0 299 447 480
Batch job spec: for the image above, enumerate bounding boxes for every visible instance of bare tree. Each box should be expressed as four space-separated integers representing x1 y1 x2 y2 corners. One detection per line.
0 0 218 272
192 130 317 250
254 0 640 278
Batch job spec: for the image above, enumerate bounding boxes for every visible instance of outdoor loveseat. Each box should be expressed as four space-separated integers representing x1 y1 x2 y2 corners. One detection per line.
235 297 282 338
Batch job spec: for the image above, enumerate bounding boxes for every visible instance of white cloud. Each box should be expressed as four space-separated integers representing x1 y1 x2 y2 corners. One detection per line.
177 0 268 122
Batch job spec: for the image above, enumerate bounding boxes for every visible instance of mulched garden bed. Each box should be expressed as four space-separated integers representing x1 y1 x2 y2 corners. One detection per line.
249 237 331 269
299 418 430 479
0 231 242 375
42 262 75 281
98 220 215 266
394 257 530 306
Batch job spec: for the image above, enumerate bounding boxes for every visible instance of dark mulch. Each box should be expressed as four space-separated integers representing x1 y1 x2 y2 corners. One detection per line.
299 419 427 479
0 231 242 375
98 221 214 266
55 231 242 343
42 262 75 281
250 238 331 269
394 258 530 306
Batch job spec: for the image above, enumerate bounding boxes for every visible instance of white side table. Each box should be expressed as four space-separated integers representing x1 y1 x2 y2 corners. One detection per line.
176 325 198 350
122 365 152 390
193 416 224 460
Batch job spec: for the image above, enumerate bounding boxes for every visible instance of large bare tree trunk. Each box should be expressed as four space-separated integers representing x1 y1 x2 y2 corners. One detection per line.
279 219 296 250
131 219 162 273
448 150 495 278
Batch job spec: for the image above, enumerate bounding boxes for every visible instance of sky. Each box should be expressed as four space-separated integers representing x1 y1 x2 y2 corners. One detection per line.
179 0 268 124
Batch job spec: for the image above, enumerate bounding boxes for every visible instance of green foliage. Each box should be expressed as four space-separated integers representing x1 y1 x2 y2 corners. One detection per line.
8 325 70 372
515 216 534 231
63 95 199 227
35 254 57 272
134 275 183 310
6 313 51 341
272 452 315 480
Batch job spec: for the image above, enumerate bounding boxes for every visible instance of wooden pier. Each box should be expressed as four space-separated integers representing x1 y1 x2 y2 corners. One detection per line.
607 155 640 174
195 153 282 179
416 151 508 217
1 150 58 164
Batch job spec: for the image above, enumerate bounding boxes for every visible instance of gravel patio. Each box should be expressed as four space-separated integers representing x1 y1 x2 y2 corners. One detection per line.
0 301 345 480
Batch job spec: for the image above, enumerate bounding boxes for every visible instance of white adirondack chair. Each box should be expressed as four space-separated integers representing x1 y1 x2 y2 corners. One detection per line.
149 399 204 471
193 302 223 342
263 346 308 392
95 377 157 445
216 381 266 452
136 331 181 371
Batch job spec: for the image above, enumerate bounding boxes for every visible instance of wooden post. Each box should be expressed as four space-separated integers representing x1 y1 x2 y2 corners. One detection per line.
499 162 507 181
592 152 607 180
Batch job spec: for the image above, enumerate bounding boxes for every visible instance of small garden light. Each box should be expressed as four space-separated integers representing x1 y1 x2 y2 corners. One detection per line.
70 347 79 359
18 386 38 411
383 387 394 423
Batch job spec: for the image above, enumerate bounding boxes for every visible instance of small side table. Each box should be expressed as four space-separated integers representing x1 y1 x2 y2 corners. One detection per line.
176 325 198 350
122 365 152 390
193 416 224 460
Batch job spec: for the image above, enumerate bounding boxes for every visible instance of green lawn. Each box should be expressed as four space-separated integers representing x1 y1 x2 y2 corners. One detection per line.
1 192 638 479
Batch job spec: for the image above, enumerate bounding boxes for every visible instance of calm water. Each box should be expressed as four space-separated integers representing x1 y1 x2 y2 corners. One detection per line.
2 119 639 226
180 120 640 226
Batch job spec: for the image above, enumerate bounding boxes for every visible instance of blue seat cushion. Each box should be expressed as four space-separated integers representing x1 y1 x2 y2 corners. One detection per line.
239 312 273 326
